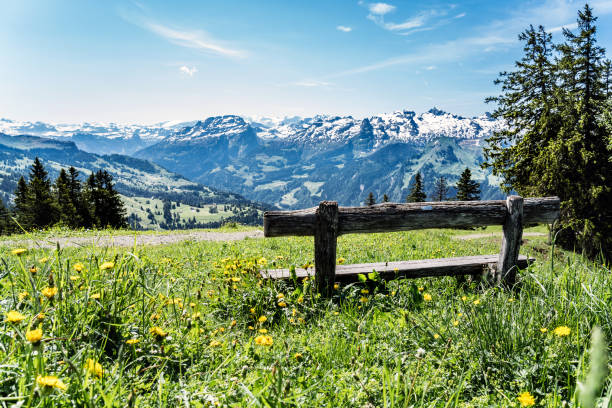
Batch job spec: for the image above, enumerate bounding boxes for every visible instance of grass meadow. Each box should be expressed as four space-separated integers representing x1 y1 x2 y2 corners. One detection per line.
0 226 610 407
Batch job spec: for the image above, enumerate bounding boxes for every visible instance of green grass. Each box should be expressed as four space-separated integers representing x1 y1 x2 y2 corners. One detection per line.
0 228 610 407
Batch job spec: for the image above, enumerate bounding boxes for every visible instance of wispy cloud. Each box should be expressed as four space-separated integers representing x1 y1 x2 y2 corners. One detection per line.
368 3 396 16
454 12 466 19
549 22 578 33
179 66 197 76
337 25 353 32
119 6 245 59
293 80 332 87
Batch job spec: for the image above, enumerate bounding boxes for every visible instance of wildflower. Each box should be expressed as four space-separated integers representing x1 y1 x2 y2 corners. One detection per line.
415 348 426 358
100 262 115 270
508 298 515 303
191 312 201 320
29 266 38 274
18 291 29 301
258 315 267 323
36 312 45 320
6 310 26 323
73 263 84 272
337 257 346 264
297 296 304 304
230 320 237 327
553 326 571 337
391 291 396 296
294 352 303 360
361 289 369 295
26 327 43 344
278 301 287 307
11 248 27 256
461 296 467 301
126 338 140 345
150 326 168 339
457 313 463 317
423 293 432 302
517 391 536 407
250 308 256 314
248 326 254 330
36 375 67 391
473 299 481 305
359 297 368 303
418 287 424 292
85 359 103 378
259 328 268 334
231 277 241 282
70 275 80 281
189 302 196 308
540 328 548 333
90 293 101 300
41 287 58 299
433 333 440 339
453 320 459 326
297 317 305 324
209 340 222 347
257 257 267 266
334 283 339 290
39 257 49 263
254 335 273 346
276 293 284 299
150 313 160 320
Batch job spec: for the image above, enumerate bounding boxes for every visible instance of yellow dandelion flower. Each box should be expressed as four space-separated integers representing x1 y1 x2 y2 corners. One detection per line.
36 375 67 391
230 320 237 327
85 359 103 378
231 277 241 282
11 248 27 256
6 310 26 323
457 313 463 317
508 298 515 302
418 287 424 292
333 311 339 315
100 262 115 270
70 275 80 281
453 320 459 326
90 293 101 300
473 299 481 305
126 338 140 345
337 257 345 264
150 313 160 320
248 325 254 330
461 296 467 301
41 287 58 299
361 289 369 295
297 296 304 304
540 328 548 333
18 291 29 301
36 312 45 320
334 283 339 290
73 263 84 272
258 315 267 323
189 302 196 308
209 340 222 347
423 293 432 301
150 326 168 339
26 327 43 344
39 257 49 263
250 308 256 314
257 257 267 266
517 391 536 407
192 312 201 320
391 290 396 296
433 333 440 339
359 297 368 303
297 317 305 324
254 335 273 346
294 352 303 360
276 293 284 299
278 301 287 307
259 328 268 334
553 326 571 337
29 266 38 274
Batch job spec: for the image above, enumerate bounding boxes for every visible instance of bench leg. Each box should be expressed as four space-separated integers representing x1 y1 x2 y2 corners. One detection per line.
314 201 338 297
497 195 524 286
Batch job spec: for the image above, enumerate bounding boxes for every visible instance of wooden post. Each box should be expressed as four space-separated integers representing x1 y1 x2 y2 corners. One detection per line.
314 201 338 296
496 195 524 286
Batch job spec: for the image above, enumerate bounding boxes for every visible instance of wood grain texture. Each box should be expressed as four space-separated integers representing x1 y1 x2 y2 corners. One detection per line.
260 255 534 282
496 196 524 286
314 201 338 297
263 197 560 237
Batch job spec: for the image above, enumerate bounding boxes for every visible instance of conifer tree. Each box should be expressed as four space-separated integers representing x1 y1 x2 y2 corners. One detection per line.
382 194 389 202
55 169 78 227
14 176 31 228
0 197 12 234
365 192 376 206
85 170 127 228
406 173 426 202
432 176 449 202
27 158 58 228
455 168 481 201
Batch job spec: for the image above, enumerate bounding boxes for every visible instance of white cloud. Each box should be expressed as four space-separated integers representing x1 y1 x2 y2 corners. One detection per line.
368 3 396 15
337 25 353 32
293 80 332 87
179 66 197 76
144 22 245 58
425 65 436 70
454 12 466 19
549 22 578 33
383 15 426 31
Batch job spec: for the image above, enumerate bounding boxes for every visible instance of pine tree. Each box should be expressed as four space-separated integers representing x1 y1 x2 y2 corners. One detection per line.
365 192 376 206
432 176 449 201
85 170 127 228
55 169 78 227
14 176 31 229
406 173 426 202
382 194 389 202
455 168 481 201
0 197 12 234
27 158 58 228
68 166 92 228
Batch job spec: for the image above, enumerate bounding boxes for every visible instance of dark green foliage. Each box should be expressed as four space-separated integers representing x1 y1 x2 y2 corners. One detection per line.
365 192 376 206
84 170 128 229
456 168 481 201
432 176 449 202
0 197 13 234
382 194 389 203
27 157 59 228
55 169 78 228
484 5 612 260
13 176 30 228
406 173 426 202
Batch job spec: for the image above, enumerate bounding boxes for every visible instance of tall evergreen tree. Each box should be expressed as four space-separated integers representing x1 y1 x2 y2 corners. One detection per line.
27 158 58 228
0 197 12 234
55 169 78 227
432 176 449 201
85 170 127 228
13 176 31 229
68 166 92 228
406 173 426 202
455 168 481 201
365 192 376 206
382 194 389 202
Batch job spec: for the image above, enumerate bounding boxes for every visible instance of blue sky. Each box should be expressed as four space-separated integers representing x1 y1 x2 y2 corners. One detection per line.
2 0 612 123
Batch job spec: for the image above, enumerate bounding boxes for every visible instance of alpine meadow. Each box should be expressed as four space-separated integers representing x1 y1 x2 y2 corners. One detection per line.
0 1 611 407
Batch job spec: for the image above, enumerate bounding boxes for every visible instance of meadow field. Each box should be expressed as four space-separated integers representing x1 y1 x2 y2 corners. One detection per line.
0 225 610 407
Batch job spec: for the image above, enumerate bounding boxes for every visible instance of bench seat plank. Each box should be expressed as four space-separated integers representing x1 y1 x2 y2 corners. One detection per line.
260 254 534 281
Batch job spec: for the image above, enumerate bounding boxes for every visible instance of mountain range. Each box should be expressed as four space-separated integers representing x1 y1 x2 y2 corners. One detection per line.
1 108 505 210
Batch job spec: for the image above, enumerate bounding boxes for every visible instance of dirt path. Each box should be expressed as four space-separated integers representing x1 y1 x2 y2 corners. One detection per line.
2 230 265 249
453 232 546 240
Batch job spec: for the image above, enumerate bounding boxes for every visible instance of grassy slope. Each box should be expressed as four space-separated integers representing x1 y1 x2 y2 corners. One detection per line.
0 227 610 407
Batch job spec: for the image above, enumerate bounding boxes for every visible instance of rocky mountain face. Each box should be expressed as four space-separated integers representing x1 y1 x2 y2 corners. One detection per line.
134 109 505 209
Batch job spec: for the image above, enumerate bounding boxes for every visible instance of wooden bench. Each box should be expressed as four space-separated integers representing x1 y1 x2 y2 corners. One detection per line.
262 196 560 295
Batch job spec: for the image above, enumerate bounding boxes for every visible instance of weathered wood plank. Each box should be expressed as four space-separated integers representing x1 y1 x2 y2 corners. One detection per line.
260 255 534 281
496 196 524 286
264 197 560 237
314 201 338 297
